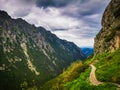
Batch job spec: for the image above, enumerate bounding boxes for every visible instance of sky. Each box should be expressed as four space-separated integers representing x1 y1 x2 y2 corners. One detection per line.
0 0 111 47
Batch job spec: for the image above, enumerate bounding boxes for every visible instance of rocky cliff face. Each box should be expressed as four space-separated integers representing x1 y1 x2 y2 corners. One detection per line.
94 0 120 55
0 10 85 89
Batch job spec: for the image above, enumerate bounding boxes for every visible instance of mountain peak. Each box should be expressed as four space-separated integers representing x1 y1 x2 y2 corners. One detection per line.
0 10 85 89
0 10 11 19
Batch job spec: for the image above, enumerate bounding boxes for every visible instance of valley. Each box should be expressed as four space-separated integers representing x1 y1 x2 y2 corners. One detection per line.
0 10 85 90
0 0 120 90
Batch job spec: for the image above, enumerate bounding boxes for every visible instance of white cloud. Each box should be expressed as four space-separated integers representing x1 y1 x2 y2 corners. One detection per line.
23 6 82 30
0 0 35 18
52 30 94 47
0 0 111 47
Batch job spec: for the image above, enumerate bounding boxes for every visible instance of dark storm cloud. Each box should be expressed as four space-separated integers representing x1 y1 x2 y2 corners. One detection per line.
36 0 89 8
35 0 110 18
36 0 70 8
32 0 110 47
52 28 70 31
0 0 111 47
60 0 110 19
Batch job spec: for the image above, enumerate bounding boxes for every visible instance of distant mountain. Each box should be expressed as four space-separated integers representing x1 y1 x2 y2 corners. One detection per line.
81 47 94 57
0 10 86 90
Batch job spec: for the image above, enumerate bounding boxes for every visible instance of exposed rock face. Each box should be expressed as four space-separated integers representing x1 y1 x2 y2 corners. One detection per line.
0 10 85 89
94 0 120 55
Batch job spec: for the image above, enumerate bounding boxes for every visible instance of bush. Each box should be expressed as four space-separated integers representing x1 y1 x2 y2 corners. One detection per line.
95 49 120 83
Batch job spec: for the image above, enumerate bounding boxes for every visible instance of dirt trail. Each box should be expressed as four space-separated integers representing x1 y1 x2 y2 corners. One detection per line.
89 64 103 85
89 64 120 89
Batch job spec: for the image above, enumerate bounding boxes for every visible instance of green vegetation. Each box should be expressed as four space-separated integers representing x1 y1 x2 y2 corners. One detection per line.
42 49 120 90
42 61 89 90
64 68 91 90
1 8 120 90
0 11 86 90
95 49 120 84
65 68 116 90
104 32 116 42
64 49 120 90
104 25 120 42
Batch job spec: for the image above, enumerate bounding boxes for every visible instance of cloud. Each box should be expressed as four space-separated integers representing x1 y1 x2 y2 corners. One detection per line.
0 0 111 47
36 0 91 8
52 30 94 47
36 0 74 8
23 7 84 31
0 0 35 17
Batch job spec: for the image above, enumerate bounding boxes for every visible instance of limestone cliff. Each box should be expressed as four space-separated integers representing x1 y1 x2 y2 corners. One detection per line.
94 0 120 55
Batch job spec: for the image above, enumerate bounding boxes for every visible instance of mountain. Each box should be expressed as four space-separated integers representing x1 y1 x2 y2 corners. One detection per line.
94 0 120 55
41 0 120 90
81 47 94 57
0 10 86 90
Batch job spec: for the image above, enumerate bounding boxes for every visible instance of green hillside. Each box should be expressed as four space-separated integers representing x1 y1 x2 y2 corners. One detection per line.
41 61 89 90
42 49 120 90
95 49 120 83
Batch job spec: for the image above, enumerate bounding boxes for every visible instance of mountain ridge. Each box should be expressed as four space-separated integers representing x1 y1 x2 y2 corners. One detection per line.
81 47 94 57
0 10 85 89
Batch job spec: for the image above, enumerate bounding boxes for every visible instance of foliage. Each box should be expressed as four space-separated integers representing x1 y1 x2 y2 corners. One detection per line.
64 68 90 90
95 49 120 84
20 81 28 89
42 49 120 90
42 61 89 90
104 31 116 42
104 24 120 42
65 68 116 90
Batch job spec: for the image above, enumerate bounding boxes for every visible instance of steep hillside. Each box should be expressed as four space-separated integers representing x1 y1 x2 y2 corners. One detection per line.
95 49 120 84
41 61 89 90
0 10 85 90
64 49 120 90
94 0 120 55
42 49 120 90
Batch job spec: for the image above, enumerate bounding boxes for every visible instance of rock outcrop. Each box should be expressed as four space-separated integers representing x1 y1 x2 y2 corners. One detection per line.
94 0 120 55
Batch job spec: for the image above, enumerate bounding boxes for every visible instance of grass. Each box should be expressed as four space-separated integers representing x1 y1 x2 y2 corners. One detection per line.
64 68 91 90
65 67 116 90
41 49 120 90
41 61 89 90
94 49 120 84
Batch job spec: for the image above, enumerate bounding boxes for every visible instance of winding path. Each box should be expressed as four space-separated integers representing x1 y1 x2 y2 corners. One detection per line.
89 64 120 88
89 64 103 85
